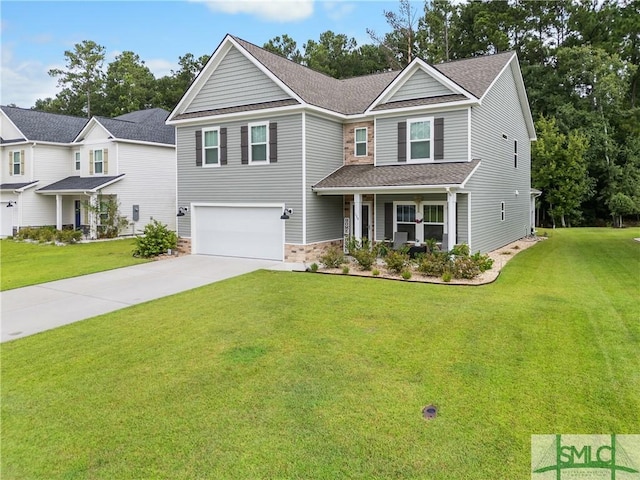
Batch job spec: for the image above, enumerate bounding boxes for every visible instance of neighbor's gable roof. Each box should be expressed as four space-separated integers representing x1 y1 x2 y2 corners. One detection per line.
74 108 175 145
168 35 523 123
36 174 125 194
1 106 88 143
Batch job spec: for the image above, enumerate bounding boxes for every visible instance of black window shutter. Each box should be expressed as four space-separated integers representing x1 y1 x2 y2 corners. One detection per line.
269 122 277 163
241 126 248 164
434 118 444 160
397 122 407 162
385 203 394 239
220 128 227 165
195 130 202 167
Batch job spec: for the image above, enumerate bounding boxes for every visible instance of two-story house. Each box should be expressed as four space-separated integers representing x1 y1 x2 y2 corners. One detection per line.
167 35 536 262
0 107 176 238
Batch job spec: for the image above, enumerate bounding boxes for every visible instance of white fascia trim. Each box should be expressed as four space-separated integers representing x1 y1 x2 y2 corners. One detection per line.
167 104 306 127
371 99 480 119
459 160 482 189
111 139 175 148
301 112 307 244
367 59 477 113
314 184 463 196
191 202 284 209
467 107 472 162
36 176 126 195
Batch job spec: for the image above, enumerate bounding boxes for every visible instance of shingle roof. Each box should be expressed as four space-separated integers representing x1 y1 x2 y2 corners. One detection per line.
172 99 299 121
95 110 175 145
231 37 513 115
313 160 480 190
1 106 88 143
37 175 125 192
372 94 468 111
232 36 400 115
0 181 39 191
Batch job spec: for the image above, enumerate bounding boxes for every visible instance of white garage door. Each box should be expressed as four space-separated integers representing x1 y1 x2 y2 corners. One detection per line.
193 205 284 261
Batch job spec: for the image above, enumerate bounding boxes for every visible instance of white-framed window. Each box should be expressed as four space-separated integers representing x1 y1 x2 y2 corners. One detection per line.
74 151 81 171
355 127 367 156
501 201 505 221
12 151 21 175
394 201 446 243
408 117 434 161
94 149 104 174
249 122 268 163
514 139 518 168
203 127 220 167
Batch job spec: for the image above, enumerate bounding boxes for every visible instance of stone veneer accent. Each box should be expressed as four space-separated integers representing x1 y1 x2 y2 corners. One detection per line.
285 239 343 263
344 121 374 165
177 237 192 254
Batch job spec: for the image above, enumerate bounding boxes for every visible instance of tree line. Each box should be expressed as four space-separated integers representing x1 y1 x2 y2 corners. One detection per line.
29 0 639 227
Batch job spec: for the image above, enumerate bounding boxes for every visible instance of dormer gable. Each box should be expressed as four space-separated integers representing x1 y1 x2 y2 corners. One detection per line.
367 59 477 113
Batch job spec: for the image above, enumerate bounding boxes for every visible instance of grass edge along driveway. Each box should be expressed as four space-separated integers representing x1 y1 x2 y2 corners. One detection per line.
0 238 149 291
1 228 639 479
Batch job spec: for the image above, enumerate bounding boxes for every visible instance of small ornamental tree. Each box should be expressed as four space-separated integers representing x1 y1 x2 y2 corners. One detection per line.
133 219 178 258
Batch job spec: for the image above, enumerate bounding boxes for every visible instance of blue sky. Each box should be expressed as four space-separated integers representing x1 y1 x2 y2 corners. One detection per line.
1 0 405 108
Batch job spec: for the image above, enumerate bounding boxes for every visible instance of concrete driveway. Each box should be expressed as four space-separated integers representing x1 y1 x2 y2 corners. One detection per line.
1 255 304 342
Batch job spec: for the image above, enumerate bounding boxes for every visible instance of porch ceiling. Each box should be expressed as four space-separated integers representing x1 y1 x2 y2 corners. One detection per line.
36 174 125 195
312 160 480 195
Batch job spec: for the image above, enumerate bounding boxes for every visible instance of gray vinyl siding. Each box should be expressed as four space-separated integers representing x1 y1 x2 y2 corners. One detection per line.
376 109 468 165
467 63 532 253
305 114 344 243
176 113 303 243
456 193 469 245
389 69 454 103
185 47 291 114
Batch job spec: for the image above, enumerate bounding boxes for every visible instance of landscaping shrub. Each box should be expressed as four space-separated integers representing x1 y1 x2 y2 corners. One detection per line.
55 229 83 244
442 271 452 282
450 243 470 257
416 252 450 277
342 265 350 274
346 237 377 270
14 226 81 244
451 256 481 279
384 248 410 274
401 270 412 280
372 268 380 276
133 220 178 258
309 263 319 273
319 245 345 268
470 252 494 272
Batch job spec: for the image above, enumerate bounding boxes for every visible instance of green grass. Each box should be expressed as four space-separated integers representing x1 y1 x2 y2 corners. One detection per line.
2 228 639 479
0 238 150 291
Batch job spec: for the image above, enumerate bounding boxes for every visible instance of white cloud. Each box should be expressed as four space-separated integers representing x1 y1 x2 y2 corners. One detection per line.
0 44 59 108
194 0 314 22
146 58 177 78
323 1 356 21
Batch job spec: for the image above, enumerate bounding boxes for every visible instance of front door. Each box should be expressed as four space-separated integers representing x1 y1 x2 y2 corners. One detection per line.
350 202 373 240
74 200 81 229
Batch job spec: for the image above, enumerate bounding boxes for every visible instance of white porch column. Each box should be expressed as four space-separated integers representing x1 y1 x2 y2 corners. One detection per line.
89 194 97 239
56 195 63 231
447 190 457 251
353 193 362 242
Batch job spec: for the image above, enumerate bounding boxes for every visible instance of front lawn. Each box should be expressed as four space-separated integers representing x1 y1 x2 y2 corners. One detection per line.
1 228 639 479
0 238 150 291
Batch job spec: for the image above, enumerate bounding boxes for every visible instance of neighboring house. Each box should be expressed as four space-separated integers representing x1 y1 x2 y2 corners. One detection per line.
167 34 536 262
0 107 176 238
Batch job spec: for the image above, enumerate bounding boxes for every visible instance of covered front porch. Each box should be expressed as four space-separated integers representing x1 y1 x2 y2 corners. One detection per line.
35 175 125 239
312 160 480 252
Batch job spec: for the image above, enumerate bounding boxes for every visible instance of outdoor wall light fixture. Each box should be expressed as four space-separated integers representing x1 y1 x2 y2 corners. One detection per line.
280 207 293 220
6 201 16 208
177 206 188 217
